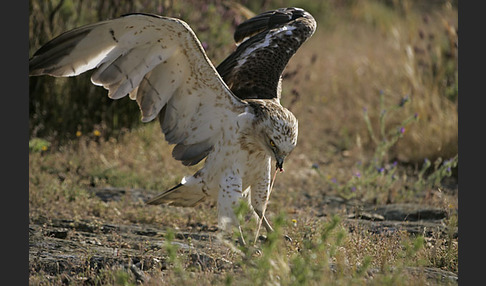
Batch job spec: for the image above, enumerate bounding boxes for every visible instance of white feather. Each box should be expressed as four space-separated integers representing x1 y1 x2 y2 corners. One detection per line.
29 11 305 237
30 14 245 162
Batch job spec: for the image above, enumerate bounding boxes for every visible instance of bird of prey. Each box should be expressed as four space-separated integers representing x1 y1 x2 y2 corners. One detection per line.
29 8 316 243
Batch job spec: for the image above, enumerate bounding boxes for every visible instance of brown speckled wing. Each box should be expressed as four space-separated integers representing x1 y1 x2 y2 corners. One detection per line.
217 7 316 101
29 13 246 167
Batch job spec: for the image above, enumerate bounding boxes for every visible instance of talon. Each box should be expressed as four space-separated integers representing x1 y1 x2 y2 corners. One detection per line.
238 226 247 246
258 235 268 242
257 234 292 243
237 237 246 246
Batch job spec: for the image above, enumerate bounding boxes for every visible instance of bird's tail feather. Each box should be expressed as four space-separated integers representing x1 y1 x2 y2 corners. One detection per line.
146 183 205 207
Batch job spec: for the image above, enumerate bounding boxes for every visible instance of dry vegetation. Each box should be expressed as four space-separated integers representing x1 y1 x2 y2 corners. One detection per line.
29 0 458 285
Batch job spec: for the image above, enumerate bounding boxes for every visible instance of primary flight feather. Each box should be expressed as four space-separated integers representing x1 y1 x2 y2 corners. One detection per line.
29 8 316 241
217 7 316 100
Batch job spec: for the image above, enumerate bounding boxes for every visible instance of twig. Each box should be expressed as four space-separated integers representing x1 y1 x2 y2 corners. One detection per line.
254 168 279 244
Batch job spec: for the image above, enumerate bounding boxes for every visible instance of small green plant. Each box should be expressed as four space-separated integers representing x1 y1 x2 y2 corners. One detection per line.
414 155 458 192
29 137 51 153
92 267 136 286
314 89 457 202
314 91 418 201
164 228 186 281
251 213 288 285
401 235 425 265
114 269 134 286
287 215 345 284
232 199 253 249
362 91 417 166
235 214 346 285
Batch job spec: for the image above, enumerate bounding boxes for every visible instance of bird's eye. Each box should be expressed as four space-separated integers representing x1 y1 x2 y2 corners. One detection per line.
269 139 276 148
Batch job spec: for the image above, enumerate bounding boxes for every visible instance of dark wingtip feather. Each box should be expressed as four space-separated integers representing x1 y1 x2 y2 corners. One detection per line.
29 25 94 76
233 7 307 44
145 183 183 205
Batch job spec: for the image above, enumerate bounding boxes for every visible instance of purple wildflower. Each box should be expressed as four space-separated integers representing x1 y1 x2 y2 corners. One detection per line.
399 95 410 107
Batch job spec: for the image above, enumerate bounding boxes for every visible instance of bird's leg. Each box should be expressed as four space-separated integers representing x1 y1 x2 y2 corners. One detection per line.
218 173 248 245
254 201 292 242
254 208 274 233
251 168 292 243
253 209 292 243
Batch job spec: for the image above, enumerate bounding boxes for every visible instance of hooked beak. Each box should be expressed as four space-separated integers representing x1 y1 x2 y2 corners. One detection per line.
275 155 285 172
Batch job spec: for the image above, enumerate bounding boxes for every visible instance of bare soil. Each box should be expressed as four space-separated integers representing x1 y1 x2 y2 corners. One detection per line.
29 186 458 284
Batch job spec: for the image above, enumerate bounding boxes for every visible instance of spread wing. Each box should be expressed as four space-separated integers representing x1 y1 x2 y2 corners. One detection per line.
29 13 246 166
216 7 317 100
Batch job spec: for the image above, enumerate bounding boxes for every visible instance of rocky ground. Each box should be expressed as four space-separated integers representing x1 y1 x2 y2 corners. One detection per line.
29 187 458 285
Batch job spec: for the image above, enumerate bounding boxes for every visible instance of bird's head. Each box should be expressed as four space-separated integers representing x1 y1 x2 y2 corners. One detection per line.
250 100 298 172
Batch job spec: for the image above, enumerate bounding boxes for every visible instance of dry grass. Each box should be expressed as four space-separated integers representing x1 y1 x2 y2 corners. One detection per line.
284 2 457 164
29 1 457 284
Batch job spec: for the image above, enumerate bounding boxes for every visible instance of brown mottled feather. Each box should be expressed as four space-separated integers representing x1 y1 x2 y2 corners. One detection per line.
216 7 316 101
